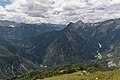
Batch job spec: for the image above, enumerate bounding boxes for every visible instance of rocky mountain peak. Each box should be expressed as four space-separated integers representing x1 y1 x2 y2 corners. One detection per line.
75 20 84 25
66 20 84 31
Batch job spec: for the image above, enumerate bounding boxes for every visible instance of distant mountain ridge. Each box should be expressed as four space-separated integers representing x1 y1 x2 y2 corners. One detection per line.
23 18 120 68
0 20 65 48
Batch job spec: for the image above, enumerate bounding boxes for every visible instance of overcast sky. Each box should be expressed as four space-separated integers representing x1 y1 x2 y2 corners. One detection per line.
0 0 120 24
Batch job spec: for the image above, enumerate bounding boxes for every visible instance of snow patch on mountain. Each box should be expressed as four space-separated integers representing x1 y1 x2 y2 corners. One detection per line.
98 43 102 48
9 24 15 27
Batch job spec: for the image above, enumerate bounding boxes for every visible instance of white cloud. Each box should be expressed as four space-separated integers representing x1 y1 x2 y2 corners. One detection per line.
0 0 120 24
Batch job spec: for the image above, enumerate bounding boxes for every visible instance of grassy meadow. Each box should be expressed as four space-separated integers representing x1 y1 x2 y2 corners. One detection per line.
39 70 120 80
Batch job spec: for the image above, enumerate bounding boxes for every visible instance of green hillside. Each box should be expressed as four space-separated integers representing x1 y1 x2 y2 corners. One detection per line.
0 37 36 79
41 70 120 80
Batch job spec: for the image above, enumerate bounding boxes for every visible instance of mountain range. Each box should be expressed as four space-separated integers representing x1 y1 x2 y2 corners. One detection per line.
0 20 65 48
0 18 120 78
22 18 120 68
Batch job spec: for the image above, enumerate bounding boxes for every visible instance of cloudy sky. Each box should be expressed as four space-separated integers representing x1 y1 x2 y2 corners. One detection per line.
0 0 120 24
